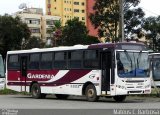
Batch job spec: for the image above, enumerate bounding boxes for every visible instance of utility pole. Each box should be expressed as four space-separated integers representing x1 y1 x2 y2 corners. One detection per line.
119 0 124 42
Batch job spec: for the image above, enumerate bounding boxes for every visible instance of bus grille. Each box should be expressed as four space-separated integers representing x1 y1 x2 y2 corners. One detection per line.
126 80 144 83
128 91 143 94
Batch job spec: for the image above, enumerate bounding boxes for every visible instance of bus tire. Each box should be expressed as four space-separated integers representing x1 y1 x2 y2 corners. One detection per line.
113 95 126 102
85 84 99 102
55 94 69 99
31 83 42 99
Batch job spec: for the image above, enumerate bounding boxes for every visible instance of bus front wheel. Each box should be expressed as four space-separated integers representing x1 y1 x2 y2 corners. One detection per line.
31 83 42 99
85 84 99 102
113 95 126 102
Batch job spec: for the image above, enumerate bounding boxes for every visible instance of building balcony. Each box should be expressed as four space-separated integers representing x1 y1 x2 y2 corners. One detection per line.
48 12 51 15
48 4 51 8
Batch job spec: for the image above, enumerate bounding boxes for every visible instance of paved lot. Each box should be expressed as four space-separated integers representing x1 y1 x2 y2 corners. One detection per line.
0 95 160 109
0 95 160 115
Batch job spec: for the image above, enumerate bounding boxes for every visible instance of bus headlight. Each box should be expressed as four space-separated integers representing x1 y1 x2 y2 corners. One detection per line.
117 85 125 89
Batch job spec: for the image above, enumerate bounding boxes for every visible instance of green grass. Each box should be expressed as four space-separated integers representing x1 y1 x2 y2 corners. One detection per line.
0 88 19 95
0 88 30 95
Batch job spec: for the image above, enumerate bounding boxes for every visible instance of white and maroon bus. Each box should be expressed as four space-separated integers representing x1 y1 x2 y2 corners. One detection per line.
149 53 160 87
6 42 151 102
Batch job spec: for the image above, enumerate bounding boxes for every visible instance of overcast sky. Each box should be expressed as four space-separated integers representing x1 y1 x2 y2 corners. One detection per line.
0 0 159 17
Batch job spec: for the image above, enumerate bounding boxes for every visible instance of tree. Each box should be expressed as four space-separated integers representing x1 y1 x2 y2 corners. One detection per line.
61 18 88 46
24 36 45 49
46 20 62 47
84 36 100 45
52 20 62 46
142 16 160 51
0 14 30 57
90 0 145 42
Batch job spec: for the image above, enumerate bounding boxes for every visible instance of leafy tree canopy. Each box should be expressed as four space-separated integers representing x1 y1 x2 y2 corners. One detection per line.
90 0 145 42
46 20 62 47
0 14 30 57
61 18 88 46
23 36 45 49
142 16 160 51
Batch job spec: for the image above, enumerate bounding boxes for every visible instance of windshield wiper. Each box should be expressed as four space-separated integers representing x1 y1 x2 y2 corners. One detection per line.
137 51 142 69
124 50 133 73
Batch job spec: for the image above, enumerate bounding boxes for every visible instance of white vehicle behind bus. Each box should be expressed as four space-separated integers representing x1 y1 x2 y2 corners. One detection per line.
149 53 160 87
0 54 5 90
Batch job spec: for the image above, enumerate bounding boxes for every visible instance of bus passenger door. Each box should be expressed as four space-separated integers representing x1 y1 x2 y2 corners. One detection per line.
101 51 111 92
20 56 28 92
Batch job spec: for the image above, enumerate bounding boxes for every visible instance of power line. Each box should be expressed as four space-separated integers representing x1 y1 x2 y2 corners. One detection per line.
140 7 159 16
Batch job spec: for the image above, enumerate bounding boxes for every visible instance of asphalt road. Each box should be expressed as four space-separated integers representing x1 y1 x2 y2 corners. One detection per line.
0 95 160 109
0 95 160 115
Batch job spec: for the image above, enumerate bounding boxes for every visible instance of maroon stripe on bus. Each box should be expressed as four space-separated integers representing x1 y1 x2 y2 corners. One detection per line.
47 70 91 85
7 70 91 86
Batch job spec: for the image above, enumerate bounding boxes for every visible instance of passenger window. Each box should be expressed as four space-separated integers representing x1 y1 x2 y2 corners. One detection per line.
54 52 67 69
40 52 53 69
68 51 82 68
8 55 20 70
28 53 40 70
84 50 99 68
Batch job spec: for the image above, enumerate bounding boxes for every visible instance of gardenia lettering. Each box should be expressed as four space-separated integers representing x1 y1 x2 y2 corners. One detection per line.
27 73 54 79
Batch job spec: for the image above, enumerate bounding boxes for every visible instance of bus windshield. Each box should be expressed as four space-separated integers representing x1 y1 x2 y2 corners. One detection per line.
0 56 4 78
152 58 160 80
116 51 149 78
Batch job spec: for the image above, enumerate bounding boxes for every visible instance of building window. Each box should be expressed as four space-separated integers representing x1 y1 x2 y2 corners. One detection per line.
46 20 54 25
82 10 85 13
48 8 51 12
30 28 40 33
82 17 85 20
48 0 51 4
82 2 85 6
26 19 40 25
74 2 79 5
54 0 56 2
74 9 79 12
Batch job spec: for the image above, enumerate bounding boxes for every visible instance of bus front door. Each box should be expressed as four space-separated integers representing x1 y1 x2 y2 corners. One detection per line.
20 56 28 92
101 51 111 93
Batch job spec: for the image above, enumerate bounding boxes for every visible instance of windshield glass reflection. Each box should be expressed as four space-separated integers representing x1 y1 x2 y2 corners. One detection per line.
116 51 149 78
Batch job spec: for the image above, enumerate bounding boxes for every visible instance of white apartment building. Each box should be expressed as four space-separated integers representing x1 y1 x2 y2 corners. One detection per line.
14 8 61 42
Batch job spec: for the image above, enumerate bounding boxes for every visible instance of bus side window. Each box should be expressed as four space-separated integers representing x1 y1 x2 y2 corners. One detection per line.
28 53 40 70
8 55 20 70
84 50 99 69
54 52 67 69
40 52 53 70
68 50 83 69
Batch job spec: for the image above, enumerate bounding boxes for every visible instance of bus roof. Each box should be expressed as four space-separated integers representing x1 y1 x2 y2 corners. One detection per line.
7 45 89 54
7 42 147 54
